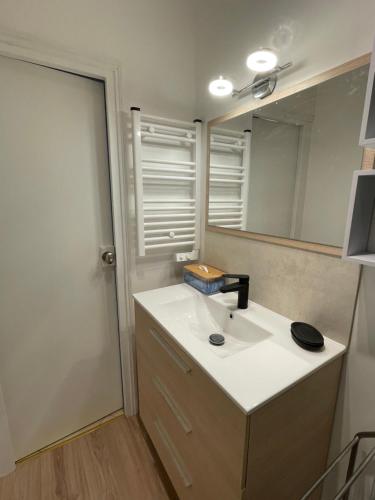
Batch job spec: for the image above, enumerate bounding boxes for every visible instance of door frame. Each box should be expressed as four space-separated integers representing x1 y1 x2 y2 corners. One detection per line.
0 31 137 415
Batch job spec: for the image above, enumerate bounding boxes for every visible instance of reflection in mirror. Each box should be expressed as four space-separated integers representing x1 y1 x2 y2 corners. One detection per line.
208 64 369 248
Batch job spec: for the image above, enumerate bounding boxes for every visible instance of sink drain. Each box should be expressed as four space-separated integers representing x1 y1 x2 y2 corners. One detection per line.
209 333 225 346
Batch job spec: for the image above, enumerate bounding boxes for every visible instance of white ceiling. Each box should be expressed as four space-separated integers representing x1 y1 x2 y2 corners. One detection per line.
195 0 375 119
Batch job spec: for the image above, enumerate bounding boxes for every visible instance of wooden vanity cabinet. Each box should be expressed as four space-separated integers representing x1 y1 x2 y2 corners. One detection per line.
135 303 342 500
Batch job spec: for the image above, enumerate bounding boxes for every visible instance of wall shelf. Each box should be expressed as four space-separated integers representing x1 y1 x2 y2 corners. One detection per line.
343 169 375 266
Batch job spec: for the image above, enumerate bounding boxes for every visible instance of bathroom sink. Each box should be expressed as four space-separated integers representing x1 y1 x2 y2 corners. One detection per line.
159 293 271 358
134 283 345 414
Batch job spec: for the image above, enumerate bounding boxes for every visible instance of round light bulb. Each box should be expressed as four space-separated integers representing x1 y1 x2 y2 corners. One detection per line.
208 76 233 97
246 49 278 73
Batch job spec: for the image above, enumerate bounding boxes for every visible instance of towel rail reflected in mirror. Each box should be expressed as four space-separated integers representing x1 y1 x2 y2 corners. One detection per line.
206 54 375 257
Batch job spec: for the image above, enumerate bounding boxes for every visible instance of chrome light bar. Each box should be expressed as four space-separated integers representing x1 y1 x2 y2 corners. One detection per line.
232 62 293 99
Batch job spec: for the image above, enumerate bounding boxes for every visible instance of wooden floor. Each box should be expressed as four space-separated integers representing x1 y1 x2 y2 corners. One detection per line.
0 416 170 500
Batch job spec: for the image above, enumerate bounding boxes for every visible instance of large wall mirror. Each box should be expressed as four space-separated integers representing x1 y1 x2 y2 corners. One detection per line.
207 55 373 255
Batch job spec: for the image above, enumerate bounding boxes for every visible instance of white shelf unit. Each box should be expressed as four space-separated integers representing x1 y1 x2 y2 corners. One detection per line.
131 108 202 256
359 37 375 147
343 169 375 265
209 127 251 230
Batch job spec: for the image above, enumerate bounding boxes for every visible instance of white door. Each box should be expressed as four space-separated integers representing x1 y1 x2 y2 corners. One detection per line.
0 56 123 459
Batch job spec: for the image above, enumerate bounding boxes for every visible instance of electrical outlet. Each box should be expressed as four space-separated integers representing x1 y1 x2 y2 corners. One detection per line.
175 253 187 262
175 250 199 263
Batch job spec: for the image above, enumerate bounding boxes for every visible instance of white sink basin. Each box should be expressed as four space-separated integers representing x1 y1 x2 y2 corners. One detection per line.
134 283 345 414
160 294 271 358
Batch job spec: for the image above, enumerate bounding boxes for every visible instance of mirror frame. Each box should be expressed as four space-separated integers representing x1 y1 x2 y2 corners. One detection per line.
206 53 374 257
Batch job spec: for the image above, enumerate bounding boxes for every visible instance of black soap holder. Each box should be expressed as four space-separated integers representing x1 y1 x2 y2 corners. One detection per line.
290 322 324 351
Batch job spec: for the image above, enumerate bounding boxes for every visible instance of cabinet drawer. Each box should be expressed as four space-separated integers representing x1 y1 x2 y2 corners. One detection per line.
135 303 193 381
135 303 248 499
138 350 243 500
138 352 194 500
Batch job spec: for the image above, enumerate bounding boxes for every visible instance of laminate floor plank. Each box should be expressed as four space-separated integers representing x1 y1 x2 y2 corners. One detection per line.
0 416 169 500
15 456 42 500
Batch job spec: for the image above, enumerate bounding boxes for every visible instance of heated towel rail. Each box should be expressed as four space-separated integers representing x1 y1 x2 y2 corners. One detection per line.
209 127 251 230
131 108 202 257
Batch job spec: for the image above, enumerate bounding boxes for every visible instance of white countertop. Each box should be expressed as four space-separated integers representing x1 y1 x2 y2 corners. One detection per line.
134 283 345 415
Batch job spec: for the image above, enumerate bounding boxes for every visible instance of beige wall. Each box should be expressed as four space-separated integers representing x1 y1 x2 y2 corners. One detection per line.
204 231 360 345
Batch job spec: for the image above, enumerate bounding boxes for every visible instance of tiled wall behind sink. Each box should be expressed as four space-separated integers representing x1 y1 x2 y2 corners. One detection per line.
204 231 361 346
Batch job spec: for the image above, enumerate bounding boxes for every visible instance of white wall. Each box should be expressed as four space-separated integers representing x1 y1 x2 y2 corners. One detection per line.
0 0 197 294
2 0 375 491
299 68 367 246
196 0 375 120
0 0 196 119
323 267 375 498
247 117 300 237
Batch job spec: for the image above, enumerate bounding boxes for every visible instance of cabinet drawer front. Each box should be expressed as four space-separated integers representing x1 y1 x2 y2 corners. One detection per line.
138 351 241 500
148 326 191 375
138 364 193 500
153 375 192 435
135 303 248 498
154 418 192 489
135 304 193 383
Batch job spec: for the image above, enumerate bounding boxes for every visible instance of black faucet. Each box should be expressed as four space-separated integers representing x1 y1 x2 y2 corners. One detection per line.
220 274 249 309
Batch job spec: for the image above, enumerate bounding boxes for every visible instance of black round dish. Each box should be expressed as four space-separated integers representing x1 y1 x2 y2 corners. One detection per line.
290 322 324 351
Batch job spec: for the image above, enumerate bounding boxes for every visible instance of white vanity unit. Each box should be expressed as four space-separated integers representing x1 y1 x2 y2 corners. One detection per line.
134 284 345 500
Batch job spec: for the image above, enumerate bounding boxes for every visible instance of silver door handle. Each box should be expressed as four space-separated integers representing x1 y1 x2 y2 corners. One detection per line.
102 251 115 265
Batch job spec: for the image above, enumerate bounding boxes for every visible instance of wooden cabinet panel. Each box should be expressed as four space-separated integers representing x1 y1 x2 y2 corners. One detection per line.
135 303 248 500
244 357 342 500
135 302 342 500
138 376 193 500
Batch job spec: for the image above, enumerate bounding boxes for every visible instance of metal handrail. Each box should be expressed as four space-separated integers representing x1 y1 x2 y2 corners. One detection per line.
301 432 375 500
